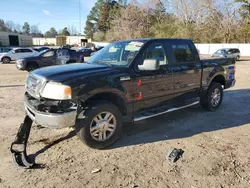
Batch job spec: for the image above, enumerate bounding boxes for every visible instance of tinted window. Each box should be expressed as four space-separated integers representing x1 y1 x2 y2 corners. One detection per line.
172 43 194 62
15 49 22 53
143 43 167 66
22 49 33 53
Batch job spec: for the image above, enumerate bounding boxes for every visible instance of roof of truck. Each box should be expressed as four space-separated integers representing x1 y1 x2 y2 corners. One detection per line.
114 38 192 43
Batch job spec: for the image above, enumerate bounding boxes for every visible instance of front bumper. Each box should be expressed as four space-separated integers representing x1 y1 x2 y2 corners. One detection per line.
24 95 77 129
16 61 25 70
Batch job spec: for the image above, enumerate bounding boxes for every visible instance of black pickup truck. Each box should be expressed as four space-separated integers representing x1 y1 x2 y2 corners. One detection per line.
15 48 83 71
11 38 236 168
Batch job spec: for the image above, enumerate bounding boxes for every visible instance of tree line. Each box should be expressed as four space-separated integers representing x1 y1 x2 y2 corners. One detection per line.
84 0 250 43
0 19 77 38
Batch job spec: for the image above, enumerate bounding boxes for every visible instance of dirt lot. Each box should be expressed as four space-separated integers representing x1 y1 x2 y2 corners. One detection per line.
0 61 250 188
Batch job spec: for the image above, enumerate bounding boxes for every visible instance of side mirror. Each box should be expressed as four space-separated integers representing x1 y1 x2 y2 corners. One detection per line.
138 59 160 71
12 51 15 54
228 51 232 54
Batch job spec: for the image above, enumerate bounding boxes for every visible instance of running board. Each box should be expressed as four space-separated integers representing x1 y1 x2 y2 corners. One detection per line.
133 101 199 122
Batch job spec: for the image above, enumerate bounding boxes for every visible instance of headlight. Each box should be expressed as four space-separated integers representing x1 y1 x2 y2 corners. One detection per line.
40 82 72 100
16 59 24 64
17 59 24 62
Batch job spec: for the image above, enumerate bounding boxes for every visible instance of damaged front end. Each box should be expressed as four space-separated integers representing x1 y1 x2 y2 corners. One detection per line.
10 92 78 168
24 93 77 129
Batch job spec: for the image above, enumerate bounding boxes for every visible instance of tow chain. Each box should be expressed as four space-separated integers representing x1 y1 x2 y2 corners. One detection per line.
10 115 35 168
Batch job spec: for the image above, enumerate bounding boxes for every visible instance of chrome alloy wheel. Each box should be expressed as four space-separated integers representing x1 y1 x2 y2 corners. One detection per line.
211 88 221 107
90 112 117 141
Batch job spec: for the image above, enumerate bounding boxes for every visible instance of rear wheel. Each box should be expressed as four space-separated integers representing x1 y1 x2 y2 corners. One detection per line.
75 101 122 149
200 82 223 111
236 56 240 61
2 57 11 64
27 63 38 72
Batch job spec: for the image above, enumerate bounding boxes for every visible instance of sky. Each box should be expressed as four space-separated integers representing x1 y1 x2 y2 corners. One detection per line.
0 0 97 33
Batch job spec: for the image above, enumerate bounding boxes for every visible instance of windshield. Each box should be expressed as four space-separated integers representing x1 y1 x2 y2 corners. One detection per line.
86 41 145 67
35 49 50 56
216 49 226 54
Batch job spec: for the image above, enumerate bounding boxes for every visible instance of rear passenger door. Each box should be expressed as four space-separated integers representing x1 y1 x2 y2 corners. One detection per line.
56 49 70 64
11 49 22 60
170 40 202 106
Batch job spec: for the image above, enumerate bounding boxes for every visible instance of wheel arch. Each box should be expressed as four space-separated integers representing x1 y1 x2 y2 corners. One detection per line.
81 92 128 115
26 61 39 68
1 56 11 61
210 74 226 88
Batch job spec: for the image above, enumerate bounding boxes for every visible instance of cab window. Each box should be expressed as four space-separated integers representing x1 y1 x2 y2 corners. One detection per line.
172 43 195 63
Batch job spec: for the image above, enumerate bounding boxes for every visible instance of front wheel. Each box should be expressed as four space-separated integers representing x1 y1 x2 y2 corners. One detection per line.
2 57 11 64
27 63 38 72
75 102 122 149
200 82 223 111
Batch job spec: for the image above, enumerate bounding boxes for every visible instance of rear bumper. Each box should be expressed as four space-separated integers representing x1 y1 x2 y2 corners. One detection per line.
225 79 236 89
24 96 77 129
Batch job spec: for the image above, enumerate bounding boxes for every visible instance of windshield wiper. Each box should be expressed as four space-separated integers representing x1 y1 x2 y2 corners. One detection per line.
95 61 114 67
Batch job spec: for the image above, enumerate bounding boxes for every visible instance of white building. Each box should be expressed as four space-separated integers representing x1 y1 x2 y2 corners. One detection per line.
32 37 56 46
0 31 32 46
33 36 88 46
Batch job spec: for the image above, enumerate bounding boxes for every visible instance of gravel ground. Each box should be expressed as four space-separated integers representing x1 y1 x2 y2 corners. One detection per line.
0 61 250 188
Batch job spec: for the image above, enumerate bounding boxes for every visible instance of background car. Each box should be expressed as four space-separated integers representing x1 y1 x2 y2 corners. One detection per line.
60 44 71 49
0 48 38 64
0 47 12 53
212 48 241 60
76 47 93 56
33 46 50 52
16 48 84 71
90 46 104 56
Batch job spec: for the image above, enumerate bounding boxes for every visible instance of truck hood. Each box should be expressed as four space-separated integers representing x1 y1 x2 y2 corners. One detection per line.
32 63 113 82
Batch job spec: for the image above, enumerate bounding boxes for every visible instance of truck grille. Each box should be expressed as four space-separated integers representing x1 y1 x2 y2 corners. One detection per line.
26 73 46 99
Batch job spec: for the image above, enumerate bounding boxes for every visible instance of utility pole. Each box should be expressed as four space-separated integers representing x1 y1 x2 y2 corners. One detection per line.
79 0 82 46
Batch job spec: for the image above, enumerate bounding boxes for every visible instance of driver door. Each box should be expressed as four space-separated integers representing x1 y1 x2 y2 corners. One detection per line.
41 50 56 67
132 42 174 112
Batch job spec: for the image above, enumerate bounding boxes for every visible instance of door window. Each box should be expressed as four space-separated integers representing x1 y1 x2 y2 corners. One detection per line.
42 51 54 57
172 43 195 63
21 49 33 53
57 49 69 57
141 43 168 67
14 49 22 53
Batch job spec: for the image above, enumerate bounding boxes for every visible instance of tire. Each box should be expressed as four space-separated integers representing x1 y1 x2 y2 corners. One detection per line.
75 101 122 149
200 82 223 111
2 57 11 64
236 56 240 61
27 63 38 72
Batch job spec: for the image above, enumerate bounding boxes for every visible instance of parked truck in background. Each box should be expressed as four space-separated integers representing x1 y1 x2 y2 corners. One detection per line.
16 48 84 71
11 38 236 168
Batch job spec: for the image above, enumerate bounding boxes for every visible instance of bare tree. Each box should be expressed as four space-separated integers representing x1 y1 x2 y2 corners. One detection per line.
106 1 148 41
68 25 78 35
5 21 15 31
